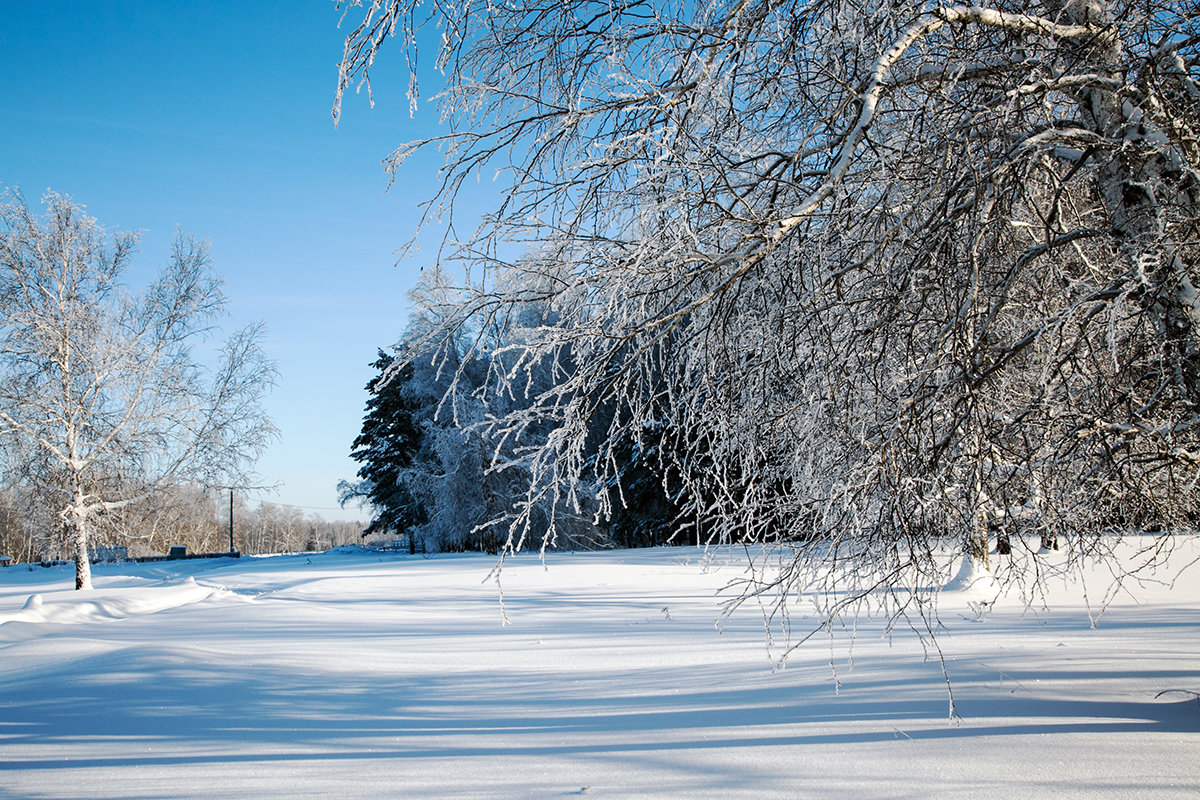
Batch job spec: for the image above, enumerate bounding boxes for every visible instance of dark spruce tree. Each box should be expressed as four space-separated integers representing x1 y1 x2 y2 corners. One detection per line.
345 350 426 552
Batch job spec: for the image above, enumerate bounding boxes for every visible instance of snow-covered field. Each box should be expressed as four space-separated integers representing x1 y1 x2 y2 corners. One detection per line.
0 542 1197 800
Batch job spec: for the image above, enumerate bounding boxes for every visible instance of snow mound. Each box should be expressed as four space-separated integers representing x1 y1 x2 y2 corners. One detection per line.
942 554 1002 597
0 578 217 628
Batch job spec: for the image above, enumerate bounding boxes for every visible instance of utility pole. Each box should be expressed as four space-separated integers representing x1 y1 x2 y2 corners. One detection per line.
229 488 235 554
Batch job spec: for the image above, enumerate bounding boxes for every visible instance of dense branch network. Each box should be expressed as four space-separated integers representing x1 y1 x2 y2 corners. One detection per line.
334 0 1199 630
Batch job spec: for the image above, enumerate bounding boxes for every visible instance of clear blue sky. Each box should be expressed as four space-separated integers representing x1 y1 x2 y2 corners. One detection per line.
1 2 452 521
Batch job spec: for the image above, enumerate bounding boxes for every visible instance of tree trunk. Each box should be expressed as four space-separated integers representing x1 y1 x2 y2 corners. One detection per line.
967 523 990 570
994 521 1011 557
1053 0 1200 393
73 515 92 591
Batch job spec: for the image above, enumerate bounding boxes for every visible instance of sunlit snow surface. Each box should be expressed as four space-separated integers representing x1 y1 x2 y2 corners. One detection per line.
0 542 1197 799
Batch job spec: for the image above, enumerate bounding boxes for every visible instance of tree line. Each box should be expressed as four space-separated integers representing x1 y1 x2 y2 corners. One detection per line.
0 482 364 564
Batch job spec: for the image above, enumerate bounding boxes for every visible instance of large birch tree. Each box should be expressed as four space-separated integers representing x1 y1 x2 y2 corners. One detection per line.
0 193 277 589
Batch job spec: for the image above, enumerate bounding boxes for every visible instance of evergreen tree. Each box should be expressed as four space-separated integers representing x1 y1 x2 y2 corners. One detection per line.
345 350 426 550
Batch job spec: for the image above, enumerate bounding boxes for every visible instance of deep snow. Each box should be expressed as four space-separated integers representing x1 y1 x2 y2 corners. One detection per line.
0 541 1197 799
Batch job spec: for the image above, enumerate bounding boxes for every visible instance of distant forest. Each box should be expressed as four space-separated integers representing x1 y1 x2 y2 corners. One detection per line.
0 484 364 564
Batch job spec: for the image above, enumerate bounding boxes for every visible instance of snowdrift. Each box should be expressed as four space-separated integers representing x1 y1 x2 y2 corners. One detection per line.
0 542 1196 799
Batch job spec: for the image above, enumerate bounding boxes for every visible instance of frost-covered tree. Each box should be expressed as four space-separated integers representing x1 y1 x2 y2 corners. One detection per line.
361 269 611 553
0 192 277 589
335 1 1199 624
391 275 540 554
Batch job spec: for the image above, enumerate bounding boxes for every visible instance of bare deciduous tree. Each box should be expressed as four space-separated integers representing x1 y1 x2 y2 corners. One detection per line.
334 0 1199 637
0 192 277 589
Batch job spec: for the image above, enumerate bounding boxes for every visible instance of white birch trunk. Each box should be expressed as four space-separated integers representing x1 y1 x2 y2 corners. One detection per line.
72 515 92 591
